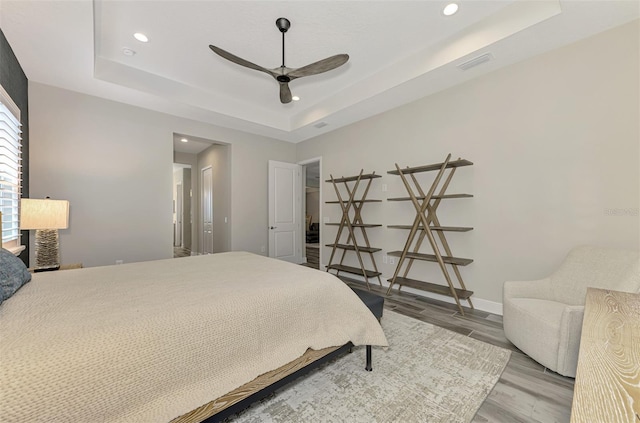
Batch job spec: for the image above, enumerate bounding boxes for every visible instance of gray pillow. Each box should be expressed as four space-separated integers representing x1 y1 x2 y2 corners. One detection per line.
0 247 32 305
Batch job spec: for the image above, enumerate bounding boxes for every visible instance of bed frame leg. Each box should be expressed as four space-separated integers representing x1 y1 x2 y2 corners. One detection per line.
365 345 372 371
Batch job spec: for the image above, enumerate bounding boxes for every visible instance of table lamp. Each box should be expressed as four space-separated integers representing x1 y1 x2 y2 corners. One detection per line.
20 198 69 272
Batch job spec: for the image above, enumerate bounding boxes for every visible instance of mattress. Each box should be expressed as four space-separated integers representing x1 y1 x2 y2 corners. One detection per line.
0 251 387 422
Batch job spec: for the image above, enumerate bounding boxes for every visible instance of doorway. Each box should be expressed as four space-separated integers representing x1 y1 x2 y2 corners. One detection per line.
267 158 322 266
301 159 321 269
172 133 231 257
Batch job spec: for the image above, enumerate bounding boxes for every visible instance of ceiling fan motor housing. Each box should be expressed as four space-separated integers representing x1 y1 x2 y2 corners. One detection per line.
276 17 290 33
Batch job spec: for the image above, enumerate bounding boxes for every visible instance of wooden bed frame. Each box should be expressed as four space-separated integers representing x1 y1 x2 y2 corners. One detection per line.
172 344 354 423
173 286 382 422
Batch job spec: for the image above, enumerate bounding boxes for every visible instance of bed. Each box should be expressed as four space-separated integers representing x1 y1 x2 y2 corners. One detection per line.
0 251 387 422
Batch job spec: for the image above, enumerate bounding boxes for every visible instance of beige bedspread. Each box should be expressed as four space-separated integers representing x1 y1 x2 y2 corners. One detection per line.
0 252 387 422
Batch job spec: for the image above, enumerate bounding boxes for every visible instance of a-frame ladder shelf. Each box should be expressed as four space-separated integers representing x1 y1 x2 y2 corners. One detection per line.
327 264 382 278
390 277 474 300
387 194 473 201
326 244 382 253
387 159 473 174
325 223 382 227
386 154 474 315
388 225 473 232
387 251 474 266
325 170 382 290
326 200 382 204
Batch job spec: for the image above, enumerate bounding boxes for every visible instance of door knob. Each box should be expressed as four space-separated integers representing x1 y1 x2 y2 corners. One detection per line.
270 226 277 230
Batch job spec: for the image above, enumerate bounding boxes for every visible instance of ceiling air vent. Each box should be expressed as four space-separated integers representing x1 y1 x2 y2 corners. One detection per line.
314 121 328 129
457 53 494 71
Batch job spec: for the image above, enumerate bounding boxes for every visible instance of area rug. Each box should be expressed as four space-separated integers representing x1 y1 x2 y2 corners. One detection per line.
229 310 511 423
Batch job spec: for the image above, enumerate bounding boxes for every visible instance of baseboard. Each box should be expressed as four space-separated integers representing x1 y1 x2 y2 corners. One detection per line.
392 285 504 316
331 272 504 316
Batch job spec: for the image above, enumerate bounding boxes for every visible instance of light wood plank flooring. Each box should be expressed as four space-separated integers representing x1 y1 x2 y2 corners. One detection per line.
173 247 191 258
340 277 575 423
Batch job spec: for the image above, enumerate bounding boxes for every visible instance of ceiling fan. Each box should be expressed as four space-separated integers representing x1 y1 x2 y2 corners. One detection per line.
209 17 349 104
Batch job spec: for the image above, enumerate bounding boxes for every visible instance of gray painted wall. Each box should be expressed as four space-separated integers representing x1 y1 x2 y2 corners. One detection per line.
296 21 640 307
29 83 296 267
22 21 639 311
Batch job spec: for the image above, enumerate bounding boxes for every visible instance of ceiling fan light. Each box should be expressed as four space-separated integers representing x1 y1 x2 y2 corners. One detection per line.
443 3 459 16
292 96 300 101
133 32 149 43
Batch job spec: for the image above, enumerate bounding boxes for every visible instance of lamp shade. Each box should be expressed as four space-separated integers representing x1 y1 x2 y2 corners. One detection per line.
20 198 69 230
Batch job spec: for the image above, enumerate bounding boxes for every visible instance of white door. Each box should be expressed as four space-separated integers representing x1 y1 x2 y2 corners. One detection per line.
268 160 302 263
201 166 214 254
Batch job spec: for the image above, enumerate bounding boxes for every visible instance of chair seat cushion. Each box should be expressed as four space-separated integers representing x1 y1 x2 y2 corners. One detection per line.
503 298 566 371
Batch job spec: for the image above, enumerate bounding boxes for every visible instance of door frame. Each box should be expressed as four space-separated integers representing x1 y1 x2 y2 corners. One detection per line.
298 157 322 268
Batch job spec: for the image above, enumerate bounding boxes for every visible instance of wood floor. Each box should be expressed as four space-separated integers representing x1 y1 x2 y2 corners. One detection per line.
340 277 575 423
173 246 191 258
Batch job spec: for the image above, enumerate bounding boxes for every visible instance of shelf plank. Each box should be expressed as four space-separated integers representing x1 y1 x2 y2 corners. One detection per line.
325 200 382 204
325 243 382 253
387 225 473 232
387 194 473 201
325 174 382 183
387 250 473 266
325 223 382 227
326 264 382 278
388 277 474 299
387 159 473 175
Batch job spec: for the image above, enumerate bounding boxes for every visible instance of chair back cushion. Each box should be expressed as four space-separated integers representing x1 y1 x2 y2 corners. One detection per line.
550 245 640 305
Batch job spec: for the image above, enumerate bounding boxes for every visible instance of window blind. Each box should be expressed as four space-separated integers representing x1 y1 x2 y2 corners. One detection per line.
0 100 22 249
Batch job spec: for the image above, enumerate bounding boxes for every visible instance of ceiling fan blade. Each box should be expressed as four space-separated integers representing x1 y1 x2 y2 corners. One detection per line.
209 45 276 77
287 54 349 79
279 82 292 104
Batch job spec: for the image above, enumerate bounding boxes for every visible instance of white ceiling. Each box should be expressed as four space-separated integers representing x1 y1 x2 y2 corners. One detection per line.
1 1 638 143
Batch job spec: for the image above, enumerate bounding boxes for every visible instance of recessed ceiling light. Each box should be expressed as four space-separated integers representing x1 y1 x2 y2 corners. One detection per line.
133 32 149 43
180 138 188 143
292 96 300 101
122 47 136 56
443 3 459 16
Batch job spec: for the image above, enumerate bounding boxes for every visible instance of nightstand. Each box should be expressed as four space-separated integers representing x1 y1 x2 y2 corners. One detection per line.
29 263 83 273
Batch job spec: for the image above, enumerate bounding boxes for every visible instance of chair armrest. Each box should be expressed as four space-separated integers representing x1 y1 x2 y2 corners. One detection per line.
557 305 585 377
503 278 553 301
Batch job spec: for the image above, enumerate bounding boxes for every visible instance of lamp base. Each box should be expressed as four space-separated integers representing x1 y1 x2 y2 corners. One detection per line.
34 229 61 271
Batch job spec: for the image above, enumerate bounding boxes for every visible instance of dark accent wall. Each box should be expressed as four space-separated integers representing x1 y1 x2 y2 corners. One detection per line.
0 28 29 264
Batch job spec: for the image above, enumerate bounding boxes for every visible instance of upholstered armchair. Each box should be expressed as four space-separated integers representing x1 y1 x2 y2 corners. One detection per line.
503 245 640 377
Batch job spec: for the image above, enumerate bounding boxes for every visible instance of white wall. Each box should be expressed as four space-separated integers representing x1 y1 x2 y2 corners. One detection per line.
29 83 296 267
296 21 640 307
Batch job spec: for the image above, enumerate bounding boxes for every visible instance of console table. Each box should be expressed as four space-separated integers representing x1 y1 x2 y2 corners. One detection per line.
570 288 640 422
